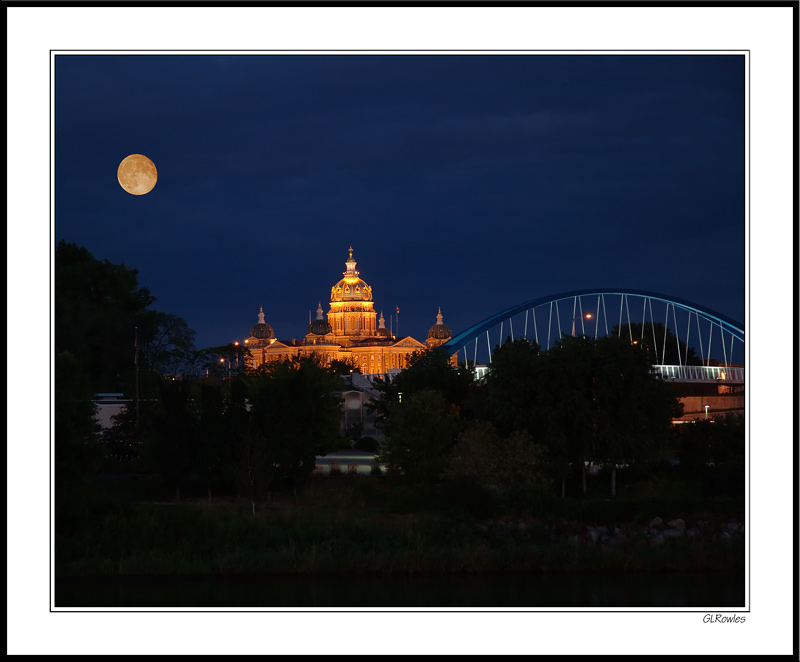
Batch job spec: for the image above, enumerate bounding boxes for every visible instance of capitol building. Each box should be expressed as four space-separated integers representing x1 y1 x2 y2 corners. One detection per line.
243 248 455 376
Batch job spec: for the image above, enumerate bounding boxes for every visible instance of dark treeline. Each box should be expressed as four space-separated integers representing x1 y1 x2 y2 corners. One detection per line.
371 340 743 504
56 242 743 525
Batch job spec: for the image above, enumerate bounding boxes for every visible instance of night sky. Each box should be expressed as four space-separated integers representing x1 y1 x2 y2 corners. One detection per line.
55 54 745 351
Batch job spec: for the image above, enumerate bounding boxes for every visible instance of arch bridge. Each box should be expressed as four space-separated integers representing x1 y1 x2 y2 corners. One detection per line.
442 289 745 385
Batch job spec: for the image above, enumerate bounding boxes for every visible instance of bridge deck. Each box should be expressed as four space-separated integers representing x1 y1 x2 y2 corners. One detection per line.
652 365 744 384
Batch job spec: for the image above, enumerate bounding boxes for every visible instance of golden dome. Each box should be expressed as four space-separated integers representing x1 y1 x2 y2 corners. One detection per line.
330 247 373 302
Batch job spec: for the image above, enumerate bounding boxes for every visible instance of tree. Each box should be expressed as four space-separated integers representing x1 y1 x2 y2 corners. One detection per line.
230 420 272 515
480 336 592 496
676 414 744 496
54 350 103 528
375 389 460 483
55 241 156 392
136 310 197 377
478 338 543 437
246 355 343 492
371 345 476 427
443 420 548 489
589 336 683 495
478 334 683 497
146 379 198 500
196 380 229 500
55 241 198 394
329 356 361 375
534 336 598 495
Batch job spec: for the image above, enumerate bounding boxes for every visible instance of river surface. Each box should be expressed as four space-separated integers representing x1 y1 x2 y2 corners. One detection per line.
56 570 744 609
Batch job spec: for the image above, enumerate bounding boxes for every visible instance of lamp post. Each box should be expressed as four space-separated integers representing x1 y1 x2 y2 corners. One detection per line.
571 312 593 337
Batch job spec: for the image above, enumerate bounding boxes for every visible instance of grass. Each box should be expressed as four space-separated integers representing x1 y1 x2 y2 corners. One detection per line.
55 471 744 580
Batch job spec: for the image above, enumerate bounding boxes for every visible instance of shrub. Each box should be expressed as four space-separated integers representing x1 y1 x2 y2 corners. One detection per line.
353 436 380 452
328 460 342 476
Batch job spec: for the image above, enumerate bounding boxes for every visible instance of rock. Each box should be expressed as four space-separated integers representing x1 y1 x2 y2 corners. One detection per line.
648 517 663 529
727 522 741 533
720 530 732 540
650 535 664 546
667 518 686 534
568 535 580 545
475 524 488 533
662 528 683 538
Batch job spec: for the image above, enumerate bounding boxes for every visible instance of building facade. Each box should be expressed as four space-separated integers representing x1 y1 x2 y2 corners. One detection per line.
243 248 455 375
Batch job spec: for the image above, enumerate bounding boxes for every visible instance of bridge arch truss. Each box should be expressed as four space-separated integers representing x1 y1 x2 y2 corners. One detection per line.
442 289 745 374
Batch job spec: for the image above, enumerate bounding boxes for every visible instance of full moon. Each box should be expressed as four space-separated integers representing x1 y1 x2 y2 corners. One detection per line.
117 154 157 195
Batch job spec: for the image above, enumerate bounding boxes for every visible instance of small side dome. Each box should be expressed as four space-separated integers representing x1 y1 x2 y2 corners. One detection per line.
308 302 332 336
427 307 451 340
250 306 275 339
376 311 391 338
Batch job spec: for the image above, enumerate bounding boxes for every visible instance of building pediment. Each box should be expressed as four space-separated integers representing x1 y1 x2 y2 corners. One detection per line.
392 336 426 349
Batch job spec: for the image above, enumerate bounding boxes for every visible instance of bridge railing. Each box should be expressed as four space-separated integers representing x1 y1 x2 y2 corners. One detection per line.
652 365 744 383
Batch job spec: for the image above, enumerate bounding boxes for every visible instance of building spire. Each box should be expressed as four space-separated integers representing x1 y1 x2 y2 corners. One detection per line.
258 306 265 324
344 246 359 279
436 306 443 325
316 301 325 320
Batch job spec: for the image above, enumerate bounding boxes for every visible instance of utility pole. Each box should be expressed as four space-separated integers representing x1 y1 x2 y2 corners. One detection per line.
134 326 140 429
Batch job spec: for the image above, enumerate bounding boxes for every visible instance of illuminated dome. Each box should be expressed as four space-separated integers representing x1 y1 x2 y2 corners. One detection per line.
427 307 451 340
308 302 332 335
250 306 275 339
330 247 373 302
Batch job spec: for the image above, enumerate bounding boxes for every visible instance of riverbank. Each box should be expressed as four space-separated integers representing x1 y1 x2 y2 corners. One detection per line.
55 473 744 583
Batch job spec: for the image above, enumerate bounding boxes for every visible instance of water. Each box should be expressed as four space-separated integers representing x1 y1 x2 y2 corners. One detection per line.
56 570 744 609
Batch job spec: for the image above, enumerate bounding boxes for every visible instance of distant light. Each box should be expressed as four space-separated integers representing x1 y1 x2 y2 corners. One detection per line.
220 358 225 363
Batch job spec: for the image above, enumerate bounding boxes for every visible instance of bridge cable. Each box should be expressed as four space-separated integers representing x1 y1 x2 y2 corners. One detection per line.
672 304 682 366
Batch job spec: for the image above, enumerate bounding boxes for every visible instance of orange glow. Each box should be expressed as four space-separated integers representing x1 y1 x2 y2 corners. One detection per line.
220 358 225 363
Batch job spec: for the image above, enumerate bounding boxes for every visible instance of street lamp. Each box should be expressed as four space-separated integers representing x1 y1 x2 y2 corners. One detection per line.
704 404 710 420
572 313 593 337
